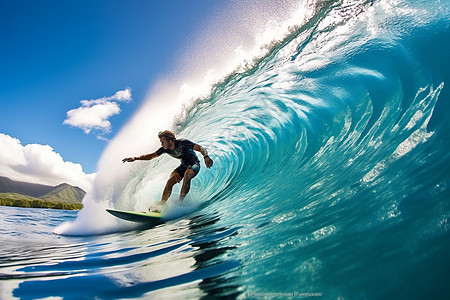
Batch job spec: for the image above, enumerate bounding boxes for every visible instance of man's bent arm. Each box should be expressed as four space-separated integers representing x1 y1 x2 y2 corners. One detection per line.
193 144 213 168
193 144 208 157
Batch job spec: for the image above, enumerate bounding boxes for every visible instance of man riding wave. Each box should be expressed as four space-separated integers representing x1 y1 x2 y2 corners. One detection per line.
122 130 213 211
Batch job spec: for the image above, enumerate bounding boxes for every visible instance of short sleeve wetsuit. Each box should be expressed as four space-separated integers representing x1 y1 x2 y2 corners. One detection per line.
156 139 200 178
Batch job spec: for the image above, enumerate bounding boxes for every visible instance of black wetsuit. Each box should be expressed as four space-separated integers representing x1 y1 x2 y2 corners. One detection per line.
156 139 200 177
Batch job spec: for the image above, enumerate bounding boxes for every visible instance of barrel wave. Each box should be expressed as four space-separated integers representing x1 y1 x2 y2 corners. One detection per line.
56 0 450 298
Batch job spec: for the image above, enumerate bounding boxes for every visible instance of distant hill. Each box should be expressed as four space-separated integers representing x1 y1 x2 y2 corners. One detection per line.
39 183 86 204
0 176 85 210
0 176 55 197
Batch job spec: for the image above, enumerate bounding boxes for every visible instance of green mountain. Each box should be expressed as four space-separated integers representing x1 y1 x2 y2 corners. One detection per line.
0 176 55 197
39 183 86 204
0 177 86 210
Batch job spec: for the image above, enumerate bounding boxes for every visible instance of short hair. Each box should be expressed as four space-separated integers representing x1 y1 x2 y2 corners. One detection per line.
158 130 176 141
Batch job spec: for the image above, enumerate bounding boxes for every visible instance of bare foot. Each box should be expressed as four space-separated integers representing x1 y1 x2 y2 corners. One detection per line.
148 204 163 213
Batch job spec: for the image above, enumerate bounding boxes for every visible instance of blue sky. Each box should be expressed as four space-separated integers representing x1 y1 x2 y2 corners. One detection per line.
0 0 229 187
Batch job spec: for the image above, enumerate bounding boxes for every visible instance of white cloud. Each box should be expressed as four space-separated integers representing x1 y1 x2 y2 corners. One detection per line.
109 88 132 102
64 102 120 134
0 133 95 191
63 88 132 138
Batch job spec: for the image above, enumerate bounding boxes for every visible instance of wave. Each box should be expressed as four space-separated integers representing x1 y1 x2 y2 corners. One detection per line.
55 0 449 250
52 0 450 297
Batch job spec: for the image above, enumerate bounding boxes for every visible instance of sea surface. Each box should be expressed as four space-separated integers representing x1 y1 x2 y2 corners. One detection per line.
1 0 450 299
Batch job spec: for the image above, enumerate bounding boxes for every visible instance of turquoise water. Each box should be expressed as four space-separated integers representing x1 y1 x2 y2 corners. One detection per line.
2 0 450 298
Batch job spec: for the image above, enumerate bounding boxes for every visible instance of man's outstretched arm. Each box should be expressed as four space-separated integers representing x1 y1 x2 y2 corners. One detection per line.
122 152 159 163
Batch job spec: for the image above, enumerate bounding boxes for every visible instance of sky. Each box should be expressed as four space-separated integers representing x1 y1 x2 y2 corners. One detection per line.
0 0 233 190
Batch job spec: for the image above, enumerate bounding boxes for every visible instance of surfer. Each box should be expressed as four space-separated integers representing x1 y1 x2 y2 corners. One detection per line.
122 130 213 210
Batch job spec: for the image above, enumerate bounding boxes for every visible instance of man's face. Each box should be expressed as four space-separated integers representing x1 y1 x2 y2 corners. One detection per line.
160 137 173 150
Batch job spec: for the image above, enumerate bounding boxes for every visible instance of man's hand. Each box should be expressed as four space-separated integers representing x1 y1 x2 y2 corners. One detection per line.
204 156 213 168
122 157 136 163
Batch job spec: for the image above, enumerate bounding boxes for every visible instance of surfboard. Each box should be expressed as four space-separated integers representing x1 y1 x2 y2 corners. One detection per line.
106 208 163 224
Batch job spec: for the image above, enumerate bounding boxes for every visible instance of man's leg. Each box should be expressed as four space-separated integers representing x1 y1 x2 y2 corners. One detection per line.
161 172 181 204
179 169 197 202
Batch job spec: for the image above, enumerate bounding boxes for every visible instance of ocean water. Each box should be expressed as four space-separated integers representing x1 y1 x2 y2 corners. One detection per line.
2 0 450 299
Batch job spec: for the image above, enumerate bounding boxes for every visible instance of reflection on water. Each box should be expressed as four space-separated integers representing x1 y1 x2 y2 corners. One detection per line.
0 206 241 299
